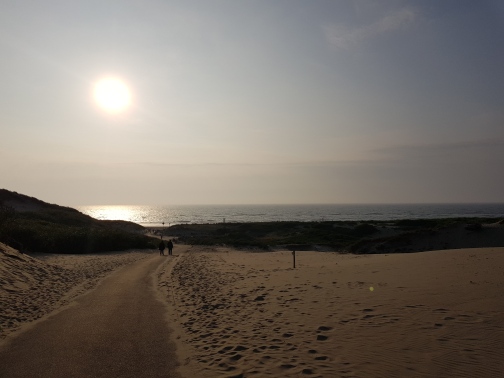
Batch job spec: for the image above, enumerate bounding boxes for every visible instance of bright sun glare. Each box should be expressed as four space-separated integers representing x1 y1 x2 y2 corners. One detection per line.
93 77 132 113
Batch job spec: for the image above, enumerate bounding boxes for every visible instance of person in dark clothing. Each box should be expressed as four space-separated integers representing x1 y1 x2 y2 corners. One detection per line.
167 239 174 256
158 240 166 256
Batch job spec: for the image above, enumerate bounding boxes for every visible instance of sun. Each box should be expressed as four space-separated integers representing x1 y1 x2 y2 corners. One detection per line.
93 77 132 113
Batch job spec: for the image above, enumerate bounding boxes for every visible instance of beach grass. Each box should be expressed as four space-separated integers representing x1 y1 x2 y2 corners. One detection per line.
167 217 501 252
0 204 156 254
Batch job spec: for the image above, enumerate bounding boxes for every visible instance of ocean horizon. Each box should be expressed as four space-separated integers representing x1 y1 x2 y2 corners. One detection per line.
76 203 504 227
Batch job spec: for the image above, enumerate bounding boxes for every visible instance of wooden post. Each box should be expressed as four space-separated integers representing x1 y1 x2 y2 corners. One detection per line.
292 250 296 269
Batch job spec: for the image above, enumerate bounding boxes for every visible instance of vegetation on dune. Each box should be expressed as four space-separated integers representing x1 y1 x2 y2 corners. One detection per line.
168 221 380 250
1 217 154 254
2 189 502 254
0 190 156 254
167 217 502 253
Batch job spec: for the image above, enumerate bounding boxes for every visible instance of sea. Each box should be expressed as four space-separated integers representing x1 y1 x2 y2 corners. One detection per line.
75 203 504 228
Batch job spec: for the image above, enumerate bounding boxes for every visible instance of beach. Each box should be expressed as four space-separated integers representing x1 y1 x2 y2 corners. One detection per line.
2 242 504 377
159 246 504 377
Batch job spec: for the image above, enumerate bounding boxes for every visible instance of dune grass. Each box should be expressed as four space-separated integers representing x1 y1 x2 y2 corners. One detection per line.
167 217 499 252
0 203 156 254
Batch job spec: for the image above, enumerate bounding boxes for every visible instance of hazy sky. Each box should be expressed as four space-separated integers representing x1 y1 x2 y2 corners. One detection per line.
1 0 503 206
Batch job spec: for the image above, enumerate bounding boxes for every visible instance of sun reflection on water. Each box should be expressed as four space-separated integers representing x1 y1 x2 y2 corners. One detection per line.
81 206 137 222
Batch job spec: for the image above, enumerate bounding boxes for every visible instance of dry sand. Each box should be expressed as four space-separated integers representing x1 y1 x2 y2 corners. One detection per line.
157 246 504 377
3 241 504 377
0 243 151 340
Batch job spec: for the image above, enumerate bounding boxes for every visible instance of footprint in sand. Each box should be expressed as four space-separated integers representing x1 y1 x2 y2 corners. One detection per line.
317 326 333 331
280 364 296 369
229 354 243 361
218 347 232 354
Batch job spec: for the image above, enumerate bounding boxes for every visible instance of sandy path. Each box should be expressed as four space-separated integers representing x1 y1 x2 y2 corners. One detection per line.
0 246 152 340
0 254 180 378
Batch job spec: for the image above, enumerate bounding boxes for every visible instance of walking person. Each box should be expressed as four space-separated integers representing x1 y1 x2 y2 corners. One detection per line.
158 240 166 256
167 239 174 256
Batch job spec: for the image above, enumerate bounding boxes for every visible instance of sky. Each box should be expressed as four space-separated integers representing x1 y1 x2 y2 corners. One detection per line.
1 0 504 206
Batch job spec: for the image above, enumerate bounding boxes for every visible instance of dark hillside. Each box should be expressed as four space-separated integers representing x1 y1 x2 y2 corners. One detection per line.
0 189 153 254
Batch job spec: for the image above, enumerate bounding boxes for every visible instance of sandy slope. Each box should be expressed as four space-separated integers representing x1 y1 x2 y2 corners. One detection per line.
157 246 504 377
3 241 504 377
0 253 180 378
0 243 151 340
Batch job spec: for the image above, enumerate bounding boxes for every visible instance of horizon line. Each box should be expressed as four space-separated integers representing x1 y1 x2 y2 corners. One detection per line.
73 202 504 207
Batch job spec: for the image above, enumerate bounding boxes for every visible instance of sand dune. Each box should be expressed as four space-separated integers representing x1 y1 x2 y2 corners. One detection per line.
158 246 504 377
0 243 151 340
354 221 504 254
3 241 504 377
